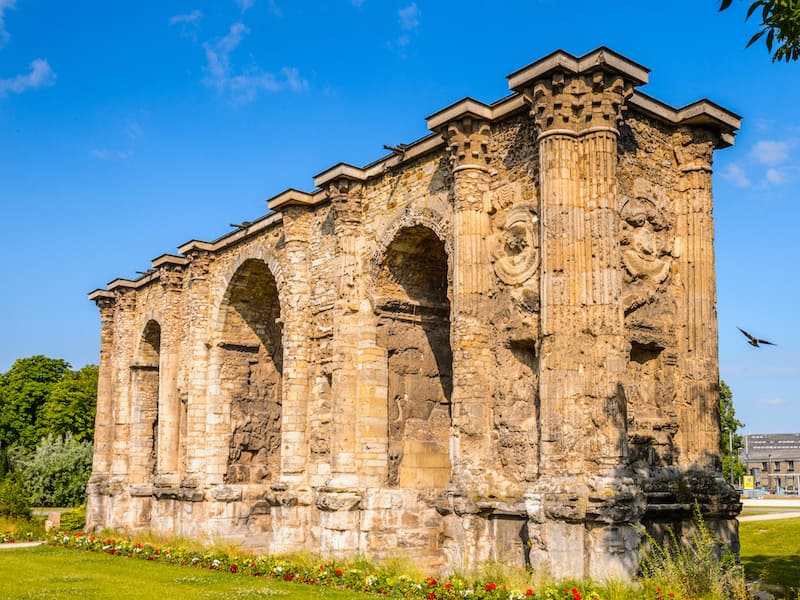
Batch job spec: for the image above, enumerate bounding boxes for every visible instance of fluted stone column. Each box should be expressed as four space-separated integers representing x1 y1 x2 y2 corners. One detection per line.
524 68 642 579
441 116 494 493
86 293 116 529
157 267 184 485
279 205 313 483
674 135 721 468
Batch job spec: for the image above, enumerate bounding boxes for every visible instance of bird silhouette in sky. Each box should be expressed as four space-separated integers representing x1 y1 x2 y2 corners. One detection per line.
737 327 776 347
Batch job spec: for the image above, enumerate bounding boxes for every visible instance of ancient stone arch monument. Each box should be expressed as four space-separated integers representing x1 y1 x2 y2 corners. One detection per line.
87 48 741 579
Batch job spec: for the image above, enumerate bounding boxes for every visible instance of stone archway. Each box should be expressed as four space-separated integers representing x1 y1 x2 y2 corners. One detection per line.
375 225 452 489
217 258 283 484
131 319 161 483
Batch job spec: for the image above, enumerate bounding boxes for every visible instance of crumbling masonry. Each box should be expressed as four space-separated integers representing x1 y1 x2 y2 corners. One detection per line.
87 48 742 579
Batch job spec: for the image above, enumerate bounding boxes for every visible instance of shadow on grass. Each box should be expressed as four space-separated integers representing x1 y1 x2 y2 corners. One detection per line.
742 554 800 590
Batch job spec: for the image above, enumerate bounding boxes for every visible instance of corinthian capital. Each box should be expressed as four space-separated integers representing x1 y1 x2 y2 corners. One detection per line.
527 70 633 136
327 178 363 228
442 116 492 171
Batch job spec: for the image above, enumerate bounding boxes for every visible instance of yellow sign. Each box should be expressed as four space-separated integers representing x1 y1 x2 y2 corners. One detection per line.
743 475 754 490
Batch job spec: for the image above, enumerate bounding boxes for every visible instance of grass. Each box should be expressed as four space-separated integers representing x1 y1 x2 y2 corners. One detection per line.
740 517 800 592
0 545 379 600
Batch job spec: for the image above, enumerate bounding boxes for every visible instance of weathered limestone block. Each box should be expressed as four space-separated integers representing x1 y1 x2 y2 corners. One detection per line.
87 48 741 579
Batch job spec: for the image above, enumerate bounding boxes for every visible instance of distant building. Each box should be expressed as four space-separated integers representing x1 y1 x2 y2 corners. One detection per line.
740 433 800 494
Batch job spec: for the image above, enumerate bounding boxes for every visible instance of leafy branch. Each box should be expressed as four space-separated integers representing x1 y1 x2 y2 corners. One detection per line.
719 0 800 62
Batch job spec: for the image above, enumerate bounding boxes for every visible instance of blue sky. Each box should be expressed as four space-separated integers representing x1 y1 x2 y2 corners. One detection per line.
0 0 797 435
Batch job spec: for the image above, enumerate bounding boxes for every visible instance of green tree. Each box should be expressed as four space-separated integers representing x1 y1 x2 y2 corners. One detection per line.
38 364 99 443
0 356 97 450
720 380 746 485
0 356 69 450
719 0 800 62
9 433 93 507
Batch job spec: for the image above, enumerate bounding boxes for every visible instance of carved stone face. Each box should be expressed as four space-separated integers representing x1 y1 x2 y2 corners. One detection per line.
620 197 671 284
504 224 529 256
492 205 539 286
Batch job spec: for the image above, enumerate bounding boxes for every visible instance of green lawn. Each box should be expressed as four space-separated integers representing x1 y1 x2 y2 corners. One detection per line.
0 545 379 600
740 517 800 591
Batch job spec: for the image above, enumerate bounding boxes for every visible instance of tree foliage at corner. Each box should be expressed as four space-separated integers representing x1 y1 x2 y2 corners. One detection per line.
720 0 800 62
0 356 97 450
720 380 746 484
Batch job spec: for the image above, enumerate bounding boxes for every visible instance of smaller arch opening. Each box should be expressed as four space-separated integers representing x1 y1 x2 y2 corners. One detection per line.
218 259 283 484
375 225 452 489
131 320 161 482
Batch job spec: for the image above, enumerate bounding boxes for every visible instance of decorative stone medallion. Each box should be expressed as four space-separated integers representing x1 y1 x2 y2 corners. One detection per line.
492 204 539 285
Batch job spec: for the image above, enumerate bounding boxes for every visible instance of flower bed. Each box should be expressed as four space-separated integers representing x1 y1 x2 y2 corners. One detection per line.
1 530 36 544
48 531 615 599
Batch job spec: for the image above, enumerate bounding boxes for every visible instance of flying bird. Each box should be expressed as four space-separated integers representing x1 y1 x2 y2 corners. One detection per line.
737 327 776 347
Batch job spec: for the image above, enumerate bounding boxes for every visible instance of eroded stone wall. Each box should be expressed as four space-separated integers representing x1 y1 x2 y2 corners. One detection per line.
87 48 741 579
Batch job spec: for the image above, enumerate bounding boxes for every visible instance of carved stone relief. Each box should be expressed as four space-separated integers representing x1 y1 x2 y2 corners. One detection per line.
492 204 540 286
619 196 673 314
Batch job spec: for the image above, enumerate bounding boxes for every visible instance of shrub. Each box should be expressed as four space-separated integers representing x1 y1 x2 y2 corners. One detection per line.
0 471 32 519
60 505 86 532
640 503 748 600
10 433 93 507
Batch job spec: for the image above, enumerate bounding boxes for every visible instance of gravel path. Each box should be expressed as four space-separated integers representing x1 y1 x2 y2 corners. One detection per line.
739 511 800 522
0 541 45 550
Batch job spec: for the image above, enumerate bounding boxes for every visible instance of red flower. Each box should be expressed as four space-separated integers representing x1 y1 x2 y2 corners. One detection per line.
283 573 293 581
427 593 436 600
427 577 437 586
526 590 533 596
484 582 497 591
229 564 238 573
334 569 343 576
444 583 452 590
572 588 581 600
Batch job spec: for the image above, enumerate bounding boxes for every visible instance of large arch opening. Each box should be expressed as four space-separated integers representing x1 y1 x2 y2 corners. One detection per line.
218 259 283 484
131 319 161 483
375 225 452 489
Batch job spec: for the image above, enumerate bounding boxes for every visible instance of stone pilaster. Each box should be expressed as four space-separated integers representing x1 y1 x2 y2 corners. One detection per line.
112 291 137 483
183 250 211 486
674 133 721 469
279 205 313 483
156 266 184 485
441 115 494 493
328 178 388 489
86 294 116 529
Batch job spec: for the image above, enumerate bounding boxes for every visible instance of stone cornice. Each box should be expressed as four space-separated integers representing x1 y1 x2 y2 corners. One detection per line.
267 188 318 211
177 212 283 255
151 254 188 268
426 97 494 132
313 163 367 189
506 47 650 91
629 92 741 148
88 289 115 303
